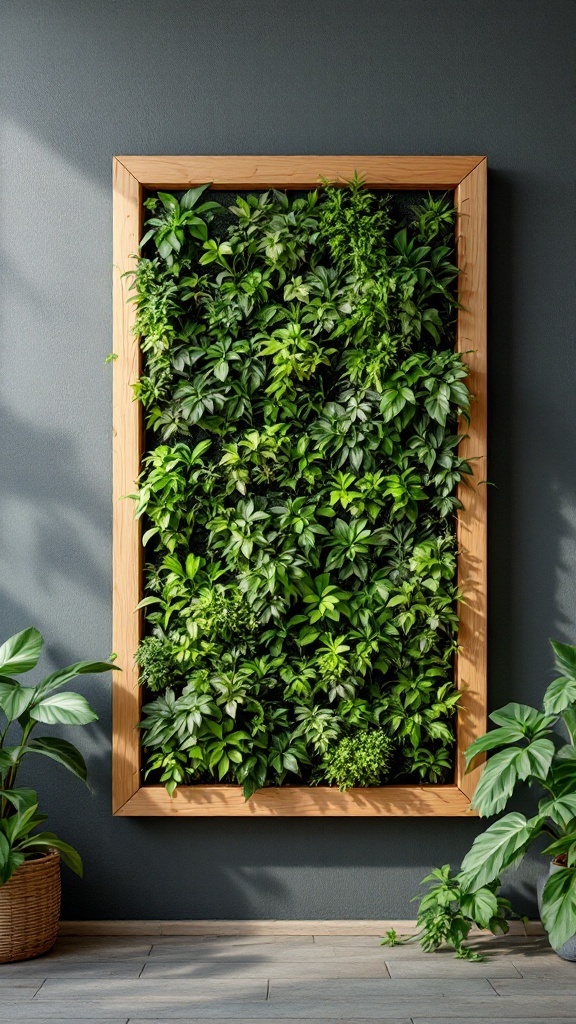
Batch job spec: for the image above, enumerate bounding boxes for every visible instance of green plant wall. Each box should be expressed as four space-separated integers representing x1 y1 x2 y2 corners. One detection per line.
130 178 472 799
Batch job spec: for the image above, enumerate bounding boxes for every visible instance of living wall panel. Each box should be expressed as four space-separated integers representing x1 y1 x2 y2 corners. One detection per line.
112 155 487 816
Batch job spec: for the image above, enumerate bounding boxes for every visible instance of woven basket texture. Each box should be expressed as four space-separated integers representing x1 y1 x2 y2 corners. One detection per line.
0 848 61 963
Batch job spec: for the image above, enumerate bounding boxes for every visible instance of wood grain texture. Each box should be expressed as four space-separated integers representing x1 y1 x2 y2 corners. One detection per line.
112 158 144 812
454 159 488 799
114 784 473 817
115 155 485 191
58 919 543 936
112 156 488 816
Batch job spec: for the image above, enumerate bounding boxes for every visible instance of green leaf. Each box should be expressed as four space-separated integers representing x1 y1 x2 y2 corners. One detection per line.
464 727 525 770
544 675 576 715
541 867 576 950
0 627 43 677
459 887 499 929
30 692 98 726
460 812 541 889
0 788 38 814
180 183 211 210
551 640 576 678
470 747 521 817
0 679 34 721
517 737 555 781
24 737 88 783
35 661 118 699
19 833 83 877
490 703 555 737
540 794 576 830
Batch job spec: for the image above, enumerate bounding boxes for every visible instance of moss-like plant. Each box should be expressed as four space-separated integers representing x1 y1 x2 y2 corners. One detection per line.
321 731 393 790
129 177 471 798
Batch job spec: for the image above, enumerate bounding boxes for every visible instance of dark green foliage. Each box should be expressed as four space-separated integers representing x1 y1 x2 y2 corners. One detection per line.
129 178 472 799
321 730 393 790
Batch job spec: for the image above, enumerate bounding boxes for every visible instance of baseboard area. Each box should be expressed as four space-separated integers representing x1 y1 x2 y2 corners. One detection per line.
58 919 545 936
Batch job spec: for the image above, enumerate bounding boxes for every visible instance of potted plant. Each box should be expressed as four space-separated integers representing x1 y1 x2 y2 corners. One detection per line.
385 639 576 960
0 627 116 962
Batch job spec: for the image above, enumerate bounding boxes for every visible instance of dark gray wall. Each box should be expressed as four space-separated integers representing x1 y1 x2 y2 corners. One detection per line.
1 0 575 920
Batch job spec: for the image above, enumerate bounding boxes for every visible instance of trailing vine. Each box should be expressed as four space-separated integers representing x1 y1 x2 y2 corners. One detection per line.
129 177 471 798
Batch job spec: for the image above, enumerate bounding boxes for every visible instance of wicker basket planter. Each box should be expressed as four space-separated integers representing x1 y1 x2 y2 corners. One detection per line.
0 849 61 963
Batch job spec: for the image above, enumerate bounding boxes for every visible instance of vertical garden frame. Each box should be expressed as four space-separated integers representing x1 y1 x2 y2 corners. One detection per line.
112 156 487 816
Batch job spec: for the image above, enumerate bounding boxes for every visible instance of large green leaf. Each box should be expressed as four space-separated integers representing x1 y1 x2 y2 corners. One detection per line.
0 788 38 814
0 628 43 677
551 640 576 678
0 831 24 885
540 794 576 830
35 661 118 699
18 833 82 876
30 692 98 726
470 747 522 816
489 703 555 738
541 868 576 950
0 679 34 722
459 886 499 929
464 727 525 771
460 813 542 889
544 675 576 715
24 737 88 782
516 738 555 782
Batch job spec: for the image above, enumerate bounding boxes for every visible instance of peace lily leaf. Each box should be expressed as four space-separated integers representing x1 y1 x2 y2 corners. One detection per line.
0 788 38 814
541 868 576 950
0 627 43 677
24 737 88 782
18 833 83 877
460 812 542 890
35 661 118 699
0 679 34 722
30 692 98 726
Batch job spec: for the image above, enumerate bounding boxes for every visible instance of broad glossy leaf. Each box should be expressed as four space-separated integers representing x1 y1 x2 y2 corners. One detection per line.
490 702 555 738
0 679 34 721
540 794 576 830
517 737 555 782
30 692 98 726
180 183 211 210
459 887 499 929
25 737 88 782
541 867 576 949
0 627 43 677
544 675 576 715
35 660 118 699
551 640 576 678
464 727 525 771
18 832 82 877
460 812 541 889
470 747 521 816
0 788 38 814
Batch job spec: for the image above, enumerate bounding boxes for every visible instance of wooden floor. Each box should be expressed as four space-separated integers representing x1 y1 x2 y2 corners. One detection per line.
0 932 574 1022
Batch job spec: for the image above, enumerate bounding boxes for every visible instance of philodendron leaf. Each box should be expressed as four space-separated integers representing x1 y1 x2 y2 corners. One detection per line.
30 692 98 726
460 812 542 890
544 676 576 715
551 640 576 678
0 679 34 722
464 727 525 771
539 794 576 830
489 703 555 738
470 747 522 817
459 887 499 929
541 867 576 950
0 627 43 677
24 737 88 782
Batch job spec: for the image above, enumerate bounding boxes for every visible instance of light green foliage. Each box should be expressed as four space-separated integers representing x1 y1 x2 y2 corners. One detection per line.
0 628 116 885
321 730 393 790
410 642 576 956
130 180 472 800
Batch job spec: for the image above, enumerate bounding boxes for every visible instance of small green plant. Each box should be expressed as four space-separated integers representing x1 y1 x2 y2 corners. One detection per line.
321 730 393 789
0 627 117 885
129 180 470 797
407 640 576 956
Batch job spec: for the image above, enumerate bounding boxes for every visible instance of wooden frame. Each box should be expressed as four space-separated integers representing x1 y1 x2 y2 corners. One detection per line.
112 156 487 816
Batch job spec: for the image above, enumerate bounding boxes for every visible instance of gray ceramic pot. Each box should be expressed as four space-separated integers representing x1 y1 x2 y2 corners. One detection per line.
537 861 576 961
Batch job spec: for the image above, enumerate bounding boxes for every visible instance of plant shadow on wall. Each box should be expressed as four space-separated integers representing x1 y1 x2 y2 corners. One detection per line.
128 178 473 799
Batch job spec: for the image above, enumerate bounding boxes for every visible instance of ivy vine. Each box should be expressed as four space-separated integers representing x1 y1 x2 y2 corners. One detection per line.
129 177 472 798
